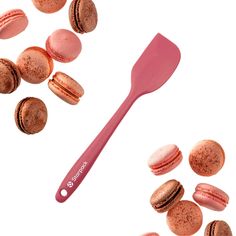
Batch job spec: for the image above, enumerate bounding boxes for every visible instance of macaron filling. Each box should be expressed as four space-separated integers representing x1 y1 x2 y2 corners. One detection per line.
156 185 182 210
209 221 216 235
152 150 182 169
51 78 80 101
74 0 84 32
195 186 229 206
16 97 30 134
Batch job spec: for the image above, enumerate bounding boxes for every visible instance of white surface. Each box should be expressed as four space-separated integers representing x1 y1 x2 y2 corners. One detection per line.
0 0 236 235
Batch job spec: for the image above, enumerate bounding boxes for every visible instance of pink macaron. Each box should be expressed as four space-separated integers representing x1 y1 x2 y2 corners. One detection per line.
148 144 183 175
0 9 28 39
46 29 82 63
193 183 229 211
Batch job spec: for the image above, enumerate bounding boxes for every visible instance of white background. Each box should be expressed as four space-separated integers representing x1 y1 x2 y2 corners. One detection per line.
0 0 236 235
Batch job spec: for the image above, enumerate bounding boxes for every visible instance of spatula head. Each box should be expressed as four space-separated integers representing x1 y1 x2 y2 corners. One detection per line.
131 33 181 96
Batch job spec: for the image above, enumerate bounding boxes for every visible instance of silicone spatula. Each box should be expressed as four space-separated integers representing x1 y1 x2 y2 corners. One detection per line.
56 33 181 202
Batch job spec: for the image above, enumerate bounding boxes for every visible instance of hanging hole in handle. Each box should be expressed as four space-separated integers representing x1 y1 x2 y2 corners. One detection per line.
60 189 68 197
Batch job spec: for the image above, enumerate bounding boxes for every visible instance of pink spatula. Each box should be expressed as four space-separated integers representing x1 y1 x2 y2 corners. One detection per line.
56 33 181 202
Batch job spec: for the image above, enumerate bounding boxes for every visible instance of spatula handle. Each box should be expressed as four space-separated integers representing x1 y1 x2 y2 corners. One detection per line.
56 90 137 202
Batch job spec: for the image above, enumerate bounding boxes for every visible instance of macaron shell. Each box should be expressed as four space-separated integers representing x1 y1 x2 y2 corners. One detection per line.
15 97 48 134
78 0 98 33
48 71 84 105
0 58 21 93
193 183 229 211
0 9 28 39
204 220 232 236
17 46 54 84
32 0 67 13
167 200 203 235
150 179 184 213
141 233 159 236
189 140 225 176
46 29 82 62
148 144 183 175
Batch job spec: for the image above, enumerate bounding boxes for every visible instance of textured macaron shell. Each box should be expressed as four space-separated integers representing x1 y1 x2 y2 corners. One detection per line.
15 97 48 134
189 140 225 176
148 144 183 175
141 233 159 236
48 71 84 105
0 9 28 39
167 200 203 235
204 220 232 236
32 0 67 13
46 29 82 63
150 179 184 213
0 58 21 93
17 46 54 84
193 183 229 211
69 0 98 33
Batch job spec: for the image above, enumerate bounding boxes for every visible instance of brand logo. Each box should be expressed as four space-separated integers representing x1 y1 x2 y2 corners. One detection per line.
71 161 88 182
67 181 74 188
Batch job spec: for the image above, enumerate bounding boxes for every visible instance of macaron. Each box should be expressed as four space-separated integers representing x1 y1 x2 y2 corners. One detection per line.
193 183 229 211
46 29 82 63
48 71 84 105
141 233 159 236
69 0 98 33
32 0 67 13
150 179 184 213
204 220 232 236
0 58 21 93
167 200 203 235
189 139 225 176
148 144 183 175
15 97 48 134
0 9 28 39
16 46 54 84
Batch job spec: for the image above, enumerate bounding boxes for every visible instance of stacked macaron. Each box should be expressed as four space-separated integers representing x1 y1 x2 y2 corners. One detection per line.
141 139 232 236
0 0 98 134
